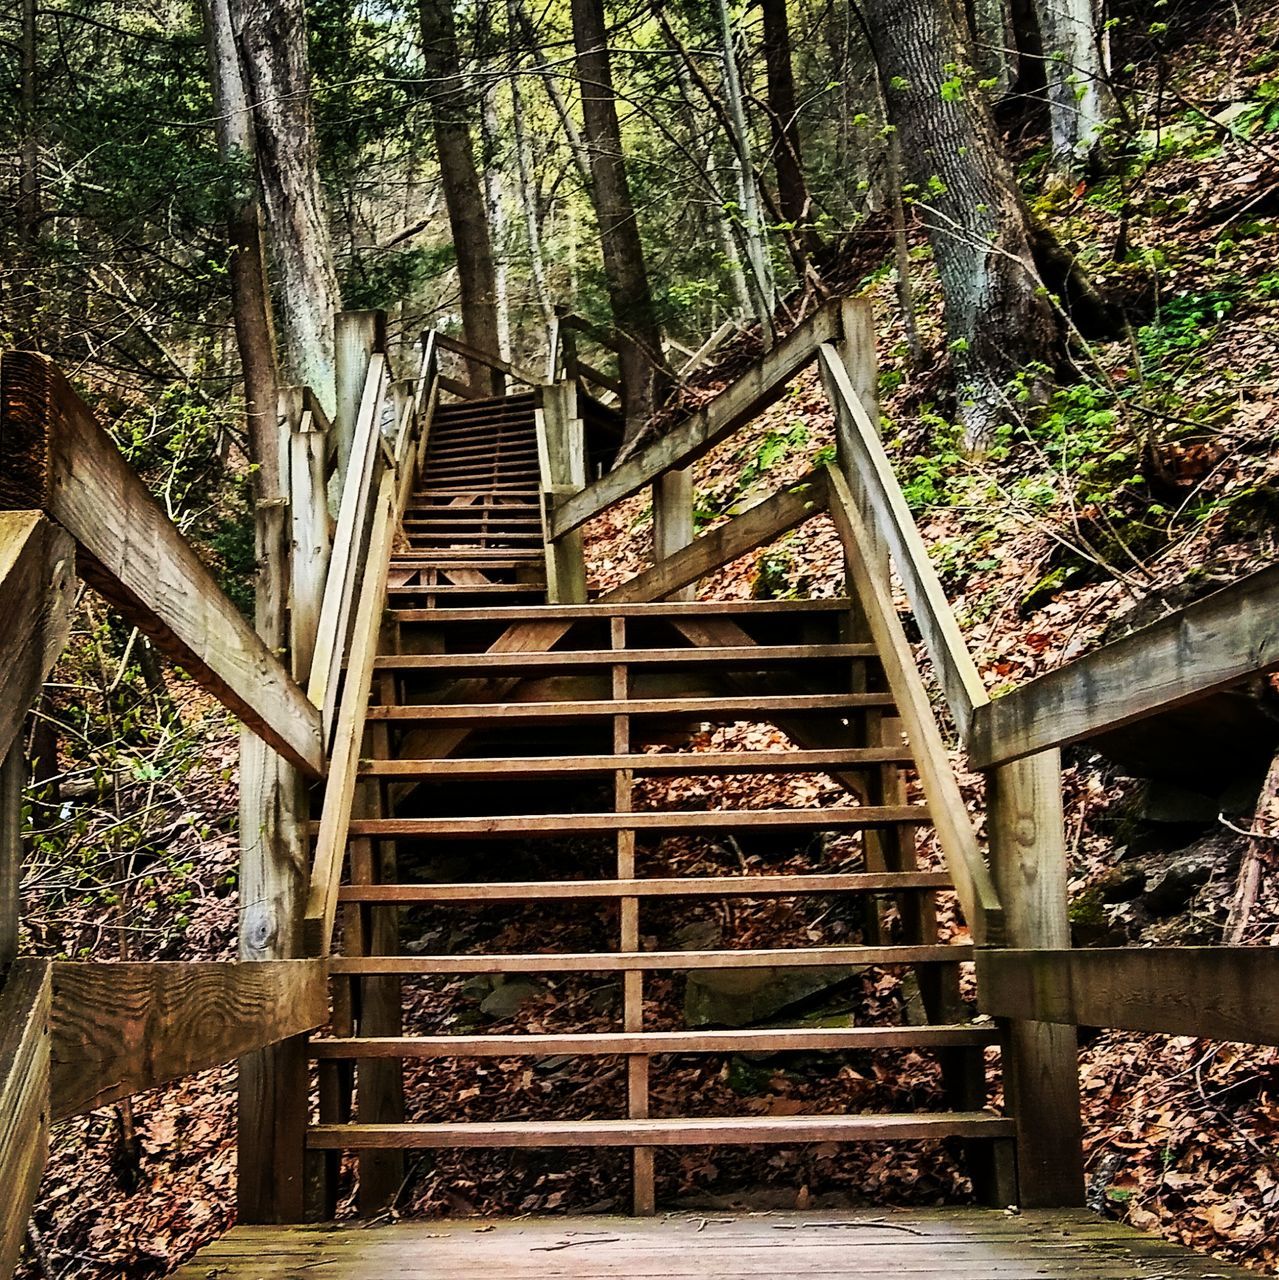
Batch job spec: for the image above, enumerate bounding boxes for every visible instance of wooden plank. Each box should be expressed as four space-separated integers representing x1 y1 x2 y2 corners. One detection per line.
338 806 930 838
653 467 695 601
310 1025 999 1058
285 391 332 680
334 311 386 496
370 642 872 672
825 464 1003 946
437 373 485 401
819 347 987 741
47 959 328 1119
433 331 541 388
0 960 50 1279
552 302 841 538
985 752 1084 1207
337 871 951 902
308 1111 1012 1149
0 512 75 764
303 470 398 957
977 946 1279 1045
388 599 851 622
331 943 971 975
968 562 1279 770
608 471 829 603
538 381 587 604
308 352 388 739
0 357 323 776
358 748 913 777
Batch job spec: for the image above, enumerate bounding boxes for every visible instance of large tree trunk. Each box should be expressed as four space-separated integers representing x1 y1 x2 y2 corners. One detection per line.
759 0 820 265
230 0 341 413
866 0 1061 450
1030 0 1115 169
419 0 504 394
570 0 670 444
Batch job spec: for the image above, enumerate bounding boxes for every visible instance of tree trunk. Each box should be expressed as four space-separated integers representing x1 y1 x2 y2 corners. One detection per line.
866 0 1060 451
230 0 342 414
480 79 513 363
713 0 776 336
570 0 670 444
420 0 504 394
19 0 38 247
1030 0 1115 169
759 0 820 264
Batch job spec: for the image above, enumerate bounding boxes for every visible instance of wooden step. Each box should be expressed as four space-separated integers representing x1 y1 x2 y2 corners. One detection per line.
357 748 913 778
414 485 540 497
401 516 542 527
337 870 952 903
389 599 851 622
330 942 971 975
404 533 545 545
335 806 930 838
308 1111 1012 1149
386 584 547 597
390 551 546 563
365 692 894 721
309 1024 998 1059
370 643 876 672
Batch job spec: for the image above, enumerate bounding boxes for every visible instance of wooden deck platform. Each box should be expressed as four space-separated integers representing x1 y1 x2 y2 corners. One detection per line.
170 1209 1254 1278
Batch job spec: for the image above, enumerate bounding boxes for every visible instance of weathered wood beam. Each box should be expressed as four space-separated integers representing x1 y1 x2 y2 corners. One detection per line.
552 300 841 539
433 331 541 389
967 563 1279 770
977 946 1279 1045
826 464 1003 946
0 960 50 1278
819 345 987 740
609 471 828 603
0 353 324 777
0 511 75 765
47 959 328 1119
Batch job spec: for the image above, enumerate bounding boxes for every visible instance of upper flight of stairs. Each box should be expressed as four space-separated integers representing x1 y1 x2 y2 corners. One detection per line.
389 392 546 605
311 390 1011 1215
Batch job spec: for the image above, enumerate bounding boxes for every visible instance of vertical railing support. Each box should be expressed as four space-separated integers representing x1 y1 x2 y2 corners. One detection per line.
333 311 387 513
652 469 695 601
0 744 23 971
538 381 588 603
283 388 332 681
986 750 1085 1207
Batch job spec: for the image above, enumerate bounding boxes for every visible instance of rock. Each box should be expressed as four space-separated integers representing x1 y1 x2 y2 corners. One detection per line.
684 966 857 1028
480 977 542 1019
673 920 723 951
1142 856 1213 915
1095 866 1147 903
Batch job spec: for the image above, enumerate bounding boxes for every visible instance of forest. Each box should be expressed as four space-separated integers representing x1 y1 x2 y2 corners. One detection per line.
2 0 1279 1274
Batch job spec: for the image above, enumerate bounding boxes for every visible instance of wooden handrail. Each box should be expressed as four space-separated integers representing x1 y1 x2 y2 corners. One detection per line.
308 352 389 740
552 299 842 539
826 464 1003 946
0 353 324 777
434 330 541 389
818 345 988 742
976 946 1279 1045
0 961 50 1277
968 563 1279 769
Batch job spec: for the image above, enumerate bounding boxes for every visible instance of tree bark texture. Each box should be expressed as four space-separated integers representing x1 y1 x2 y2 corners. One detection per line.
420 0 504 395
759 0 820 262
867 0 1060 449
571 0 670 444
1031 0 1115 168
231 0 342 414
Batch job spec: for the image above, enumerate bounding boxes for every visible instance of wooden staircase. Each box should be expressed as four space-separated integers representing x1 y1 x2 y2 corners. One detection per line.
389 392 547 605
311 377 1016 1212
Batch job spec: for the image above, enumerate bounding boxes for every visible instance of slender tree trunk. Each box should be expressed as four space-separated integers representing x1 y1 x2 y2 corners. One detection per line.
507 0 556 339
759 0 820 263
570 0 670 443
19 0 38 246
420 0 504 393
230 0 341 414
1030 0 1115 169
713 0 775 336
480 81 512 363
866 0 1060 450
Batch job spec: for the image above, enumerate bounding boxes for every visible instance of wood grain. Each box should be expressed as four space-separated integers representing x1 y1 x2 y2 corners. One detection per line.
0 353 323 776
47 959 328 1118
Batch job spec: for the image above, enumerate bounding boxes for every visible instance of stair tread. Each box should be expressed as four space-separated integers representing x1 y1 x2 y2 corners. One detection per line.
308 1111 1011 1149
366 693 893 720
371 643 876 669
388 599 851 621
334 806 931 837
337 871 952 902
330 943 967 974
309 1025 997 1058
358 748 913 777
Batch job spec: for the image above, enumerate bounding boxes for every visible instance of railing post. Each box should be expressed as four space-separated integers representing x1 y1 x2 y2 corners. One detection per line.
333 311 387 513
538 381 588 603
283 388 331 682
652 469 695 601
986 750 1085 1207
